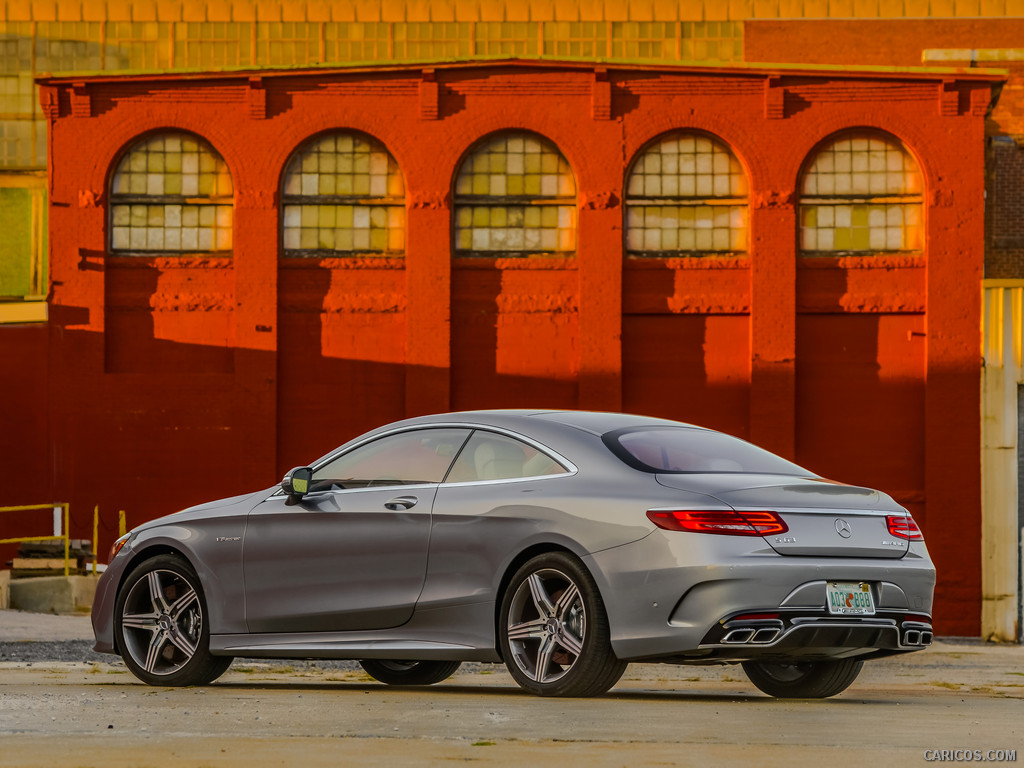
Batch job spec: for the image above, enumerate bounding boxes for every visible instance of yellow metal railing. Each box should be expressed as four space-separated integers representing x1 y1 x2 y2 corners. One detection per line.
0 503 71 577
1 503 127 576
88 506 127 574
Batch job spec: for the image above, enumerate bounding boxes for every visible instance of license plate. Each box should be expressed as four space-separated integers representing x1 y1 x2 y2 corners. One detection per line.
826 581 875 615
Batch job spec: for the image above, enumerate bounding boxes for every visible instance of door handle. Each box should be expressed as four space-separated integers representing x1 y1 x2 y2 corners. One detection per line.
384 496 418 511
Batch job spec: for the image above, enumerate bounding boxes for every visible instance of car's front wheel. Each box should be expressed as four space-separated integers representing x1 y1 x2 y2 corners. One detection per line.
114 553 232 687
359 659 462 686
499 552 626 697
741 658 863 698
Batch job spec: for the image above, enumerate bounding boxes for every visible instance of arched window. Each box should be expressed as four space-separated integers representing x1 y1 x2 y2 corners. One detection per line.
453 133 576 257
625 133 747 256
800 133 922 254
281 133 405 257
110 133 233 254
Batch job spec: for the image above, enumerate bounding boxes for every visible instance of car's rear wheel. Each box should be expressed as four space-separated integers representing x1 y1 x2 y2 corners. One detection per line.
741 658 863 698
359 659 462 685
114 553 232 687
499 552 626 698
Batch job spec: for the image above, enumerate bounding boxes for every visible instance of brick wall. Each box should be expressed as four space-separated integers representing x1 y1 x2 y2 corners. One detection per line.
24 60 996 634
745 19 1024 278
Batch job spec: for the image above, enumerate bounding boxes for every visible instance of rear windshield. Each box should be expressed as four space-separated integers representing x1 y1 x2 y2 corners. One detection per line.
604 427 814 475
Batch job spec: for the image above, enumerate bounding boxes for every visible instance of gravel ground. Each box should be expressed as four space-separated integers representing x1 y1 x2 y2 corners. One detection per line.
0 639 112 664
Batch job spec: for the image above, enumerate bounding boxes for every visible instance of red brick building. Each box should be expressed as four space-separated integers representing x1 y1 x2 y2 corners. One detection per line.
21 60 1000 635
743 18 1024 281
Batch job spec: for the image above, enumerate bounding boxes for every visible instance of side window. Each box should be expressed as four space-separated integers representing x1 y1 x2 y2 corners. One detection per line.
311 429 470 491
445 431 568 483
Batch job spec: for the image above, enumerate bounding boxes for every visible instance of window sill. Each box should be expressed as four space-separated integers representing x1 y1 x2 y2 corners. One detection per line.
0 299 47 324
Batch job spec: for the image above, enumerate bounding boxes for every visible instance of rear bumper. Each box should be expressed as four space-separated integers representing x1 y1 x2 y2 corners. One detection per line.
585 531 934 662
687 610 932 662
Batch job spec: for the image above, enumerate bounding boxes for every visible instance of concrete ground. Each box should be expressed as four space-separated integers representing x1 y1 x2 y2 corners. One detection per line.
0 609 94 641
1 609 1022 767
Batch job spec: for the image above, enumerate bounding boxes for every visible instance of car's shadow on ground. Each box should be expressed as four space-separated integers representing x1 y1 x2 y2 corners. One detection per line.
188 680 893 704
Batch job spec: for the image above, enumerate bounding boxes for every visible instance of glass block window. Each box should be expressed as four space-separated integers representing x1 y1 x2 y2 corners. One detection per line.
453 134 576 257
103 22 172 70
611 22 673 60
109 134 233 254
392 22 472 60
281 133 405 257
800 134 923 254
625 133 748 256
474 23 539 57
254 23 321 68
323 23 391 62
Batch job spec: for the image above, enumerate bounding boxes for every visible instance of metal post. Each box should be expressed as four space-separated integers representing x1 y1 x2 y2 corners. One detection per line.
92 505 99 575
63 504 70 577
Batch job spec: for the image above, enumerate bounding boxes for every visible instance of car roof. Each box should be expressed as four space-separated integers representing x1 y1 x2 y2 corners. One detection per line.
410 409 704 436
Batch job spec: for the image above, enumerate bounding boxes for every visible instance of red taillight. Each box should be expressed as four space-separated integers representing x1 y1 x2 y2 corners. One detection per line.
646 509 788 536
887 515 924 541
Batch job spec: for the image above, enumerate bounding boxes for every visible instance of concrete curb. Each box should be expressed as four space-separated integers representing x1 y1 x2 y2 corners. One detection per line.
8 575 100 615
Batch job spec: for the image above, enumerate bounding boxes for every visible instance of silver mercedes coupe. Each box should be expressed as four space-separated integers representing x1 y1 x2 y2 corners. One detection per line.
92 410 935 698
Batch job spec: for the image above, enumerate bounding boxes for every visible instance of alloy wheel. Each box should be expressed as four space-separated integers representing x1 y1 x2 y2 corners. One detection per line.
120 568 202 676
506 568 586 684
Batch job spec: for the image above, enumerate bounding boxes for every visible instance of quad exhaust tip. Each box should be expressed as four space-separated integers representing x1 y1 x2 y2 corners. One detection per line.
721 626 781 644
902 629 933 646
722 628 756 644
752 627 781 643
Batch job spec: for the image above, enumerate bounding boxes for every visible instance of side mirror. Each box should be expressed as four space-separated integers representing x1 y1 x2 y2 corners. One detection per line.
282 466 313 500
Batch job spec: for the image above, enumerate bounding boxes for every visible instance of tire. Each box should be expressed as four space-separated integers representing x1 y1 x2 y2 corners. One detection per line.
499 552 626 698
114 553 232 687
359 659 462 686
741 658 864 698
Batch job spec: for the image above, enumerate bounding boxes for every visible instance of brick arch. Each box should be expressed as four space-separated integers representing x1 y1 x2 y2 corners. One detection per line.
432 113 598 204
450 128 579 197
105 128 234 194
624 127 752 191
622 114 766 198
797 126 924 192
89 119 240 202
256 116 414 202
778 115 936 206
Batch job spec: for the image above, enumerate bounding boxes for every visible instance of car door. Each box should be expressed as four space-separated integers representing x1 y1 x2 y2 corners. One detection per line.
421 430 576 608
242 427 471 634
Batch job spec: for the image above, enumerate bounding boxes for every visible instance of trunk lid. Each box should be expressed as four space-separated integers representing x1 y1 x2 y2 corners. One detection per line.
656 473 909 558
